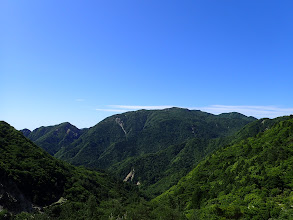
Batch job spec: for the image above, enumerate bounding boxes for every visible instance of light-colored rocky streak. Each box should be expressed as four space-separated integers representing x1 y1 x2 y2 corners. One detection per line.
115 117 127 135
123 168 135 182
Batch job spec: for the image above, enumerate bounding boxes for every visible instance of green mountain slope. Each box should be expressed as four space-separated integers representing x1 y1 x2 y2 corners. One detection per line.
57 108 255 166
233 116 290 142
154 116 293 219
109 137 230 198
21 122 83 155
21 108 255 199
0 121 142 219
52 108 255 197
110 114 282 198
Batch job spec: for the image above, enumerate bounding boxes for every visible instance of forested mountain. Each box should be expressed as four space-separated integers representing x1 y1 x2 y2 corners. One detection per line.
154 115 293 219
25 108 253 196
55 108 255 166
107 114 289 198
0 121 143 219
4 113 293 219
22 108 255 197
21 122 83 156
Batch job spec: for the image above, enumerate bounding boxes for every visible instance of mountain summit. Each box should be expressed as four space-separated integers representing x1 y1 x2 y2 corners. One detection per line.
21 122 83 156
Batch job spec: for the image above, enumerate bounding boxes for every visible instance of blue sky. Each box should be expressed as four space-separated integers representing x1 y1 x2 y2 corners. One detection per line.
1 0 293 130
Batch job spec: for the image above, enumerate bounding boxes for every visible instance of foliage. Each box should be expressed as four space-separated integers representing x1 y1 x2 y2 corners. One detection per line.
21 122 83 156
56 108 255 166
0 121 143 219
3 114 293 219
40 108 255 197
155 116 293 219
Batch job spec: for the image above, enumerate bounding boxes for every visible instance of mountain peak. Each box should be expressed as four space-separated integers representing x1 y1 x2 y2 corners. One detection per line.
22 122 82 156
20 128 31 137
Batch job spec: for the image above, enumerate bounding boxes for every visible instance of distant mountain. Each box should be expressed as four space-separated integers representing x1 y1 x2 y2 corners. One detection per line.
218 112 256 120
57 108 255 166
21 108 256 197
21 128 31 137
233 116 290 142
52 108 256 196
0 121 142 219
21 122 83 155
154 115 293 219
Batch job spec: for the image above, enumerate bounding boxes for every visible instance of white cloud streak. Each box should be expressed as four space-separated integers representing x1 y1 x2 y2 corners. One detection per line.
95 108 127 113
109 105 173 110
193 105 293 118
95 105 293 118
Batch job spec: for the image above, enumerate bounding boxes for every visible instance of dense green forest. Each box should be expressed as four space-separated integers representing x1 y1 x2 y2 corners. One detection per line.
0 121 145 219
56 108 255 170
23 108 255 197
21 122 85 156
155 116 293 219
3 111 293 219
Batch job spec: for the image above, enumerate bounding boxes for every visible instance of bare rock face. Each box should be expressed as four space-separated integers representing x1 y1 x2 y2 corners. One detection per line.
123 168 135 182
0 175 33 213
115 117 127 135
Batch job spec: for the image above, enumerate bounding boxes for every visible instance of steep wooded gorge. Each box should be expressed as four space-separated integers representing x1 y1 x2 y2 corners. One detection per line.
1 107 293 219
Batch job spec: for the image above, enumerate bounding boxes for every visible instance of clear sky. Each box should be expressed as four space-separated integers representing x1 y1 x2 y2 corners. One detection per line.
1 0 293 130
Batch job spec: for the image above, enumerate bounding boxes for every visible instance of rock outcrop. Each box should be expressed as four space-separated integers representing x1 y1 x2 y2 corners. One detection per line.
123 168 135 182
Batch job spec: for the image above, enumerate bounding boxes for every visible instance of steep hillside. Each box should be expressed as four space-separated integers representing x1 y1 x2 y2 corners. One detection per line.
0 121 142 219
154 116 293 219
22 122 83 155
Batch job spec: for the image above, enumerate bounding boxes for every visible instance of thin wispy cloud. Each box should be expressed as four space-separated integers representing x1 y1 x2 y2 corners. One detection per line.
96 105 173 113
109 105 173 110
96 105 293 118
95 108 127 113
194 105 293 118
